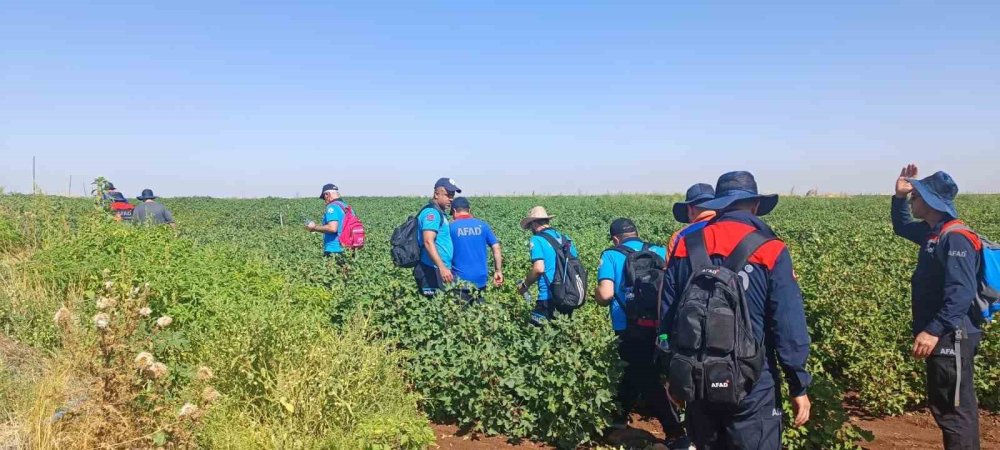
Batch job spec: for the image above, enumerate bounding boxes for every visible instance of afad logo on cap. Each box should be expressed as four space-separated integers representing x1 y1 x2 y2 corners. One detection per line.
449 178 457 186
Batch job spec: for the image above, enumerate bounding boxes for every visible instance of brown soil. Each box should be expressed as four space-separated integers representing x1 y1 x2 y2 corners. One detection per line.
434 411 1000 449
856 410 1000 449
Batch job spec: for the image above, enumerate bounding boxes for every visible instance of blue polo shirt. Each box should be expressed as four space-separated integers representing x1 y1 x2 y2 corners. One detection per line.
597 238 667 331
529 228 579 301
417 204 453 268
449 215 499 289
323 200 346 254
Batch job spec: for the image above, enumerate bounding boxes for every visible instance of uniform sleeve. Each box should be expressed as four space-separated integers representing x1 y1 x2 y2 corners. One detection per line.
892 196 929 245
597 250 617 282
925 233 980 337
418 208 439 235
483 223 499 246
529 236 545 262
659 256 684 335
766 248 812 397
162 206 175 224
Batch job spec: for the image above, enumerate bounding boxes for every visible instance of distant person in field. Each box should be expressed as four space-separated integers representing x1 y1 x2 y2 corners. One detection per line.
668 183 716 257
448 197 503 302
306 183 349 266
132 189 175 227
892 164 983 450
414 178 461 297
660 171 811 450
594 218 685 443
108 191 135 222
516 206 580 324
102 181 120 203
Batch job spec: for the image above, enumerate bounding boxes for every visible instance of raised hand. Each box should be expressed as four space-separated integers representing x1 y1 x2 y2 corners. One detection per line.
894 164 919 198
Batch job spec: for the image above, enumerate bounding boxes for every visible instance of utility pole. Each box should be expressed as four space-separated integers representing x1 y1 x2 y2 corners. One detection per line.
68 175 73 196
32 156 36 193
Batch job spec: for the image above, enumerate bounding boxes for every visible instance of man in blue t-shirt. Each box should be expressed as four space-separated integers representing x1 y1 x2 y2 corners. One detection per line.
515 206 579 321
449 197 503 301
595 218 685 441
414 177 461 297
306 183 349 269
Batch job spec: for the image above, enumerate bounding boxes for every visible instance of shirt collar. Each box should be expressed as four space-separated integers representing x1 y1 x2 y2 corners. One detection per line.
716 209 777 236
695 210 717 223
453 212 474 220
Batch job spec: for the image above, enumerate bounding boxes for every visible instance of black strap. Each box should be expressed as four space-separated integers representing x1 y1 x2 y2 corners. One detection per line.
609 245 636 256
537 231 567 259
686 229 712 270
724 231 775 273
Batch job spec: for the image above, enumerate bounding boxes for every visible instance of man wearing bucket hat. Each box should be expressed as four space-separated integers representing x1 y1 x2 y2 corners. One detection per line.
659 171 811 449
668 183 717 256
108 191 135 222
892 164 983 449
516 206 580 323
132 189 175 227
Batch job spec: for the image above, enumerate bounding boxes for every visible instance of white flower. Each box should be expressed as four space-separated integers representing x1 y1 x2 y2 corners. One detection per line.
149 362 169 379
134 352 155 369
196 366 214 381
155 316 173 328
93 313 110 330
177 402 199 418
103 281 114 290
143 282 150 289
53 306 71 325
201 387 220 403
96 297 116 310
138 307 152 317
102 269 111 276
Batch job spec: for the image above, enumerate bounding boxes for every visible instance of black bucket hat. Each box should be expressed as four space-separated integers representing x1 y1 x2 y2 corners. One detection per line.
697 171 778 216
137 189 158 201
908 171 959 218
672 183 715 223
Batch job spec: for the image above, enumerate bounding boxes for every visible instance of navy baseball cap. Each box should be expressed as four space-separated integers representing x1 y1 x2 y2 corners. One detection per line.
434 177 462 193
672 183 716 223
609 218 638 237
908 171 959 218
318 183 338 199
451 197 471 210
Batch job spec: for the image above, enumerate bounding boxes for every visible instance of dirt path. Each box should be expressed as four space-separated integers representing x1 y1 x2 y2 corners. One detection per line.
435 411 1000 449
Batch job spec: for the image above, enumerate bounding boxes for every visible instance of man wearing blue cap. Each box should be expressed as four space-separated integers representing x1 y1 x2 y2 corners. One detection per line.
414 178 461 297
449 197 503 301
306 183 348 262
893 164 983 450
668 183 717 256
660 171 811 450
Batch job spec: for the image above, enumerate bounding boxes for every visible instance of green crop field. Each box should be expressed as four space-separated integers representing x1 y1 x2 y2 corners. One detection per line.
2 191 999 449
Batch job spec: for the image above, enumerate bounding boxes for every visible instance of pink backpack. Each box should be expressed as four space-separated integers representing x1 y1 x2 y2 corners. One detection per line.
333 201 366 249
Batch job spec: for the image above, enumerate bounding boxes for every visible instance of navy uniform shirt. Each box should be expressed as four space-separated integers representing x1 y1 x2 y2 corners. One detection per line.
892 196 982 337
661 210 812 397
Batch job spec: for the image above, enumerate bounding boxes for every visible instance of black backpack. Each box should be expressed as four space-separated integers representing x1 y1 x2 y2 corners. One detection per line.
536 231 588 314
390 206 443 268
666 229 770 408
611 242 665 336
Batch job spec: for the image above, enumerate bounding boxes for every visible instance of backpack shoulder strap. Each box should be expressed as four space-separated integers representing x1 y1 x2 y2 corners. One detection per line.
938 220 982 253
724 231 775 273
537 231 567 258
686 228 712 270
418 205 445 227
610 244 636 256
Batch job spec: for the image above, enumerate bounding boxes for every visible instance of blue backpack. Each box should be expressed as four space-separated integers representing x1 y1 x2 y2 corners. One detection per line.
939 221 1000 324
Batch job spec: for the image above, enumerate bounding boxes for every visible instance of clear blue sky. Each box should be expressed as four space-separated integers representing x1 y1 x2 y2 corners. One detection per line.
2 1 998 197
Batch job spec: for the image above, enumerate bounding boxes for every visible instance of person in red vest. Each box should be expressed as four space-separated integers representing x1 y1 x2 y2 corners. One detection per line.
108 191 134 222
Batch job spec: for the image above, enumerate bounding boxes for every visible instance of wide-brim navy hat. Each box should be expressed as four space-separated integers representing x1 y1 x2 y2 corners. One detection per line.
109 192 128 203
672 183 716 223
136 189 158 201
697 171 778 216
908 171 959 218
